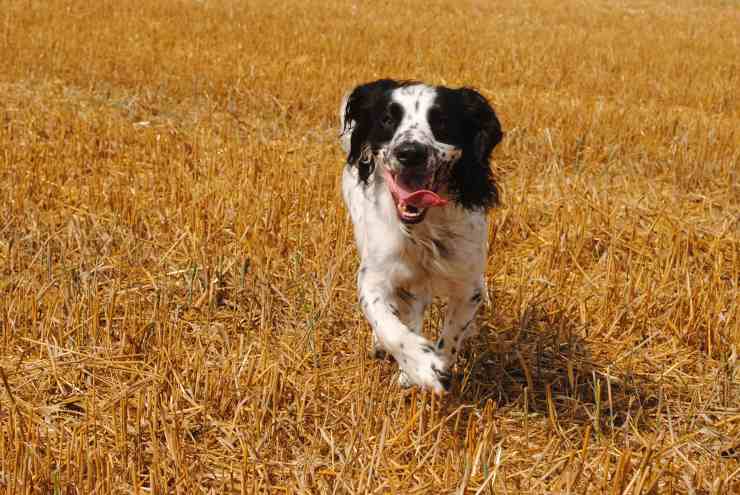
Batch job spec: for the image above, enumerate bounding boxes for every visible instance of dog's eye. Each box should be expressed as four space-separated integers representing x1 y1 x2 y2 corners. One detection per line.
429 109 447 130
430 111 449 139
382 103 402 128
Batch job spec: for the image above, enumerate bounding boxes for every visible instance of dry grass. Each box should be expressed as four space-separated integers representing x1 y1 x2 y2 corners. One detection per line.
1 0 739 492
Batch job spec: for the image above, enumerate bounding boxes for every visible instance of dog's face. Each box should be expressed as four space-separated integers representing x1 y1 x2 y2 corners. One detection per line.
342 80 503 224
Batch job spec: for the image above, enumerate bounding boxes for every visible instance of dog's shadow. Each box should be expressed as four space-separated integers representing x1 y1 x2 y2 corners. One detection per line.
452 304 660 431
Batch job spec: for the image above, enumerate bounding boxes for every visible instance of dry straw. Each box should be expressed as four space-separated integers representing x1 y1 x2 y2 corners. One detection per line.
0 0 738 493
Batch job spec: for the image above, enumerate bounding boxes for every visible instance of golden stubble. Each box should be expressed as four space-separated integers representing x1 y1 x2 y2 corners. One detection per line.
0 0 738 492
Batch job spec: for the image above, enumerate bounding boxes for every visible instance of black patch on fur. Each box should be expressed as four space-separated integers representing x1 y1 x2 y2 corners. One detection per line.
451 347 457 354
343 79 417 183
430 87 503 211
437 338 445 349
432 365 452 391
421 344 435 354
397 287 416 303
470 289 482 304
389 304 400 317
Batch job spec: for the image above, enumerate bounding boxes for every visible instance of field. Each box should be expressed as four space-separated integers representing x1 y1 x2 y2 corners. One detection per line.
1 0 739 492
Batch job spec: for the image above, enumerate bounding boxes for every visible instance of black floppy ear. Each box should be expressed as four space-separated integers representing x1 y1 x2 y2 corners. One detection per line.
341 79 399 183
449 88 503 210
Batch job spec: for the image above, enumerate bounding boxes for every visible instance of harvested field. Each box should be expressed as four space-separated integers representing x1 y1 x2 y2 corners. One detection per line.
1 0 739 492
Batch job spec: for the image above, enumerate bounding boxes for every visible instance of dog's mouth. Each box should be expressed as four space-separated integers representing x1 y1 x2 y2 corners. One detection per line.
382 168 447 224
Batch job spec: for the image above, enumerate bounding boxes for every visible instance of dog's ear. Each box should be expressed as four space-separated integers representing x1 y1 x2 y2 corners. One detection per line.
449 88 503 210
340 79 399 183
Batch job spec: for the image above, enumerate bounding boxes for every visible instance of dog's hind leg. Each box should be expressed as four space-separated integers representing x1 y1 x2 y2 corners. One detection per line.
436 280 486 365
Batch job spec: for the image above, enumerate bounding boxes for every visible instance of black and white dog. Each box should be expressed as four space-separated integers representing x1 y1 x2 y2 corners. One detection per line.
340 80 503 393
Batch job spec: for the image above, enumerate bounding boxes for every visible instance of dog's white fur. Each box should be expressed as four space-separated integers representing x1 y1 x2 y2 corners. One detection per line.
340 84 489 393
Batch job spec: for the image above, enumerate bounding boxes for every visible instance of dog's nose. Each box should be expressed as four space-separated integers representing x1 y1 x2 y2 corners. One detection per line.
395 142 428 167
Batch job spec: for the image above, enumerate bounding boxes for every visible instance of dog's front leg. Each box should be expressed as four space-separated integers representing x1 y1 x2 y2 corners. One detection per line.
369 289 429 359
358 270 449 393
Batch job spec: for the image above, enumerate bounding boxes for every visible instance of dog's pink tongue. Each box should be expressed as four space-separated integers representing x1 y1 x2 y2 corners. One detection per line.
384 171 447 208
401 189 447 208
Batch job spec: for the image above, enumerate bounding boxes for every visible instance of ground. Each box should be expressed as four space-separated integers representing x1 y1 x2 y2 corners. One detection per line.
0 0 738 493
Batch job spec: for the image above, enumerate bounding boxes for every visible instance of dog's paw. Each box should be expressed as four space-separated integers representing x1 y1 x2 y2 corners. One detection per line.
399 342 453 394
369 338 388 360
369 347 388 360
398 370 413 388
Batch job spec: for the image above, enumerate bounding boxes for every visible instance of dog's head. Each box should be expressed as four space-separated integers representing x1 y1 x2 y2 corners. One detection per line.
341 79 503 224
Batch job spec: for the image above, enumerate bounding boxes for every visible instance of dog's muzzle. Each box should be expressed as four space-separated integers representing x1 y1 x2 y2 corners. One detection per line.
394 141 429 169
384 140 447 224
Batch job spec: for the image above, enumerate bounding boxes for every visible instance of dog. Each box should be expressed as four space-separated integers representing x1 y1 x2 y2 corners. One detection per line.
339 79 503 393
